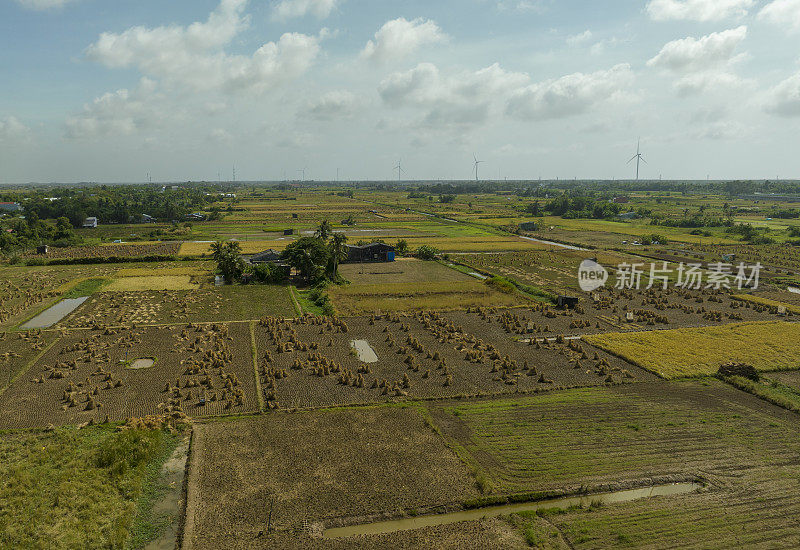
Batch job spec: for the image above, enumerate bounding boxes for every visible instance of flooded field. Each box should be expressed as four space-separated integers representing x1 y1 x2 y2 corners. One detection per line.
21 297 88 329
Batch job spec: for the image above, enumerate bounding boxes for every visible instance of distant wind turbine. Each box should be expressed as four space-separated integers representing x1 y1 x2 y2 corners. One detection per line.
473 154 484 182
627 139 646 180
394 160 404 182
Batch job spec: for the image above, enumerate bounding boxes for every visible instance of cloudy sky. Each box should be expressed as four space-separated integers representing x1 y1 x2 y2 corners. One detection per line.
1 0 799 183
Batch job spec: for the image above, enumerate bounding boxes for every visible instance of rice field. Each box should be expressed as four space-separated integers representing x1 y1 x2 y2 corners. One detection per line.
103 275 199 292
585 321 800 378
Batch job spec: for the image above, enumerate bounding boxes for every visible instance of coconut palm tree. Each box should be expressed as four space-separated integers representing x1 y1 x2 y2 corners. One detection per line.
210 240 224 261
315 219 333 241
329 232 348 279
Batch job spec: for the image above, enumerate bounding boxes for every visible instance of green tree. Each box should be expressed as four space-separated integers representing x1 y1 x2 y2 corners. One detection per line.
415 245 439 260
315 219 333 241
281 237 330 283
395 239 409 256
216 242 244 283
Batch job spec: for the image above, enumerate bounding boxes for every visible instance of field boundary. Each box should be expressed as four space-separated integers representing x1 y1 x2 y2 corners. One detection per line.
288 286 303 316
250 321 265 412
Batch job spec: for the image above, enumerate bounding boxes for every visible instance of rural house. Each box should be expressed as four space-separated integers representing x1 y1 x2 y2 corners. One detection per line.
83 217 98 228
0 202 21 212
345 242 395 263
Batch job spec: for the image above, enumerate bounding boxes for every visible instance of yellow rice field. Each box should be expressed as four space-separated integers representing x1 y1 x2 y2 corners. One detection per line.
585 321 800 379
102 275 198 292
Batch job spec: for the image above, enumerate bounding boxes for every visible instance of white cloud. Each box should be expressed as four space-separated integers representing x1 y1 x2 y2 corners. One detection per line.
86 0 321 94
361 18 447 64
496 0 548 12
647 27 747 72
378 62 528 130
646 0 754 21
272 0 339 20
0 116 32 145
647 27 748 94
506 64 634 120
763 72 800 116
302 90 359 120
64 78 168 139
758 0 800 32
14 0 77 10
566 30 593 46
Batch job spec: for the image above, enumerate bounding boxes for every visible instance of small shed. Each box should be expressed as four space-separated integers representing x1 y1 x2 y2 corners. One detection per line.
556 295 579 309
345 243 395 263
37 245 49 255
283 229 294 236
83 217 98 228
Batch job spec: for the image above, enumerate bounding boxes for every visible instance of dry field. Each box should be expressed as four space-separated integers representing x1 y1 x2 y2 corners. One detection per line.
732 293 800 314
338 258 474 285
183 406 481 549
328 281 527 315
22 242 180 260
66 285 295 326
0 330 57 393
251 311 653 411
0 322 258 429
585 320 800 378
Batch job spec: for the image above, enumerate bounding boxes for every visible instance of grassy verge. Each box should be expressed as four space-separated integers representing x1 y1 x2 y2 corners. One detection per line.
0 425 176 549
287 285 303 316
127 432 182 549
63 277 111 299
721 375 800 414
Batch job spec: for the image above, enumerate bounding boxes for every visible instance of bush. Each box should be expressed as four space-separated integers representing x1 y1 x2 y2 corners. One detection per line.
485 276 516 294
96 429 162 480
415 245 439 260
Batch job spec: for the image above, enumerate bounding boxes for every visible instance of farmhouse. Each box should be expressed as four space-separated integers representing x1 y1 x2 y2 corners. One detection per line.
345 242 395 263
249 249 283 265
83 217 98 228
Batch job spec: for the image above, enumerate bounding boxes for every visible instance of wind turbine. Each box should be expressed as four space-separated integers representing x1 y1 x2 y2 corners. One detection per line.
394 160 404 182
473 154 484 182
627 139 646 180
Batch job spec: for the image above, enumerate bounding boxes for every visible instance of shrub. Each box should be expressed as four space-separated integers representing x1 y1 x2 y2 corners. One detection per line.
485 276 516 294
415 245 439 260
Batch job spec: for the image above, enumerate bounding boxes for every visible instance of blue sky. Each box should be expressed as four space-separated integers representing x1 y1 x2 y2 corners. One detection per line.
1 0 799 183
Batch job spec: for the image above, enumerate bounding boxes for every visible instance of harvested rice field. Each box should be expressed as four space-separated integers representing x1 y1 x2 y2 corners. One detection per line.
183 406 481 549
585 320 800 378
251 312 653 411
65 285 295 326
425 381 800 547
0 322 258 429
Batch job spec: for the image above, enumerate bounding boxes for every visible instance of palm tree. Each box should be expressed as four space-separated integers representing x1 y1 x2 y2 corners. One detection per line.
329 232 348 279
210 240 224 261
315 219 333 241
